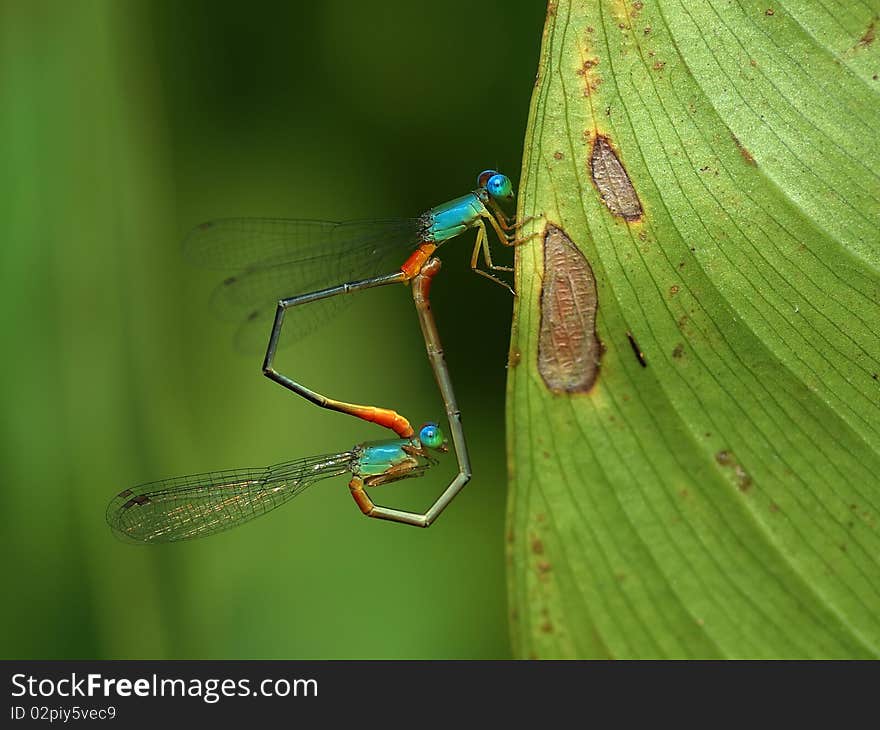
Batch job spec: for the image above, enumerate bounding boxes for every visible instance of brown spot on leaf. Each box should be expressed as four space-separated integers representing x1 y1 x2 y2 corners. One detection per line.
765 8 775 16
858 21 875 48
589 135 643 221
735 466 752 491
669 284 680 295
540 620 554 634
652 60 666 71
538 225 602 393
553 151 564 160
531 537 545 555
715 449 753 491
626 331 647 367
672 343 684 359
733 135 757 165
576 56 602 96
508 347 521 368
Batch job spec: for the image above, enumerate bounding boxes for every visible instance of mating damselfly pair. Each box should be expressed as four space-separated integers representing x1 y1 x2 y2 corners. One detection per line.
107 171 532 542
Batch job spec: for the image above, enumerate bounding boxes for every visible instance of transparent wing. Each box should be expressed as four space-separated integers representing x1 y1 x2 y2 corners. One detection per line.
184 218 423 351
184 218 421 271
106 451 357 544
211 258 379 352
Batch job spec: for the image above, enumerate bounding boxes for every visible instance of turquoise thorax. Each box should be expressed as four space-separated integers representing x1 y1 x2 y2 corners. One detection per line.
355 439 414 477
425 193 485 243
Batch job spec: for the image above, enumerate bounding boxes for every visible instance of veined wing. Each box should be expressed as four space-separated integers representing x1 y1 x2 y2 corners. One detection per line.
185 218 423 351
107 451 357 544
184 217 421 273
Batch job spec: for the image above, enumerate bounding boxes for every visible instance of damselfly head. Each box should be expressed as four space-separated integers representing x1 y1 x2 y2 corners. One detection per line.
478 170 515 205
418 422 447 452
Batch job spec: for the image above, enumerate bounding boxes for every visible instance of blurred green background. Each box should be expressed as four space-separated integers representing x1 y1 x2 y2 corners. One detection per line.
0 1 544 658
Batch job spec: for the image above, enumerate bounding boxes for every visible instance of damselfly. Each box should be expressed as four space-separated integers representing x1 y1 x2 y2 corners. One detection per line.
186 170 534 438
107 259 471 535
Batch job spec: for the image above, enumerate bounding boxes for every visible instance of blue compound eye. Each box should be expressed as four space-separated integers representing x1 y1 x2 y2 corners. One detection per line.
487 173 513 201
418 422 445 450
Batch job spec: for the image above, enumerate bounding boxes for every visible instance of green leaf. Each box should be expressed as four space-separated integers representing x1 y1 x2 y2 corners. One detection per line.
507 0 880 658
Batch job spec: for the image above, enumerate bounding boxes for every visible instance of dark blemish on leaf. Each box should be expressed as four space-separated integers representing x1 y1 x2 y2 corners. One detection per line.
589 135 643 221
586 25 594 33
536 513 546 523
644 26 652 35
540 620 554 634
537 561 552 577
672 343 684 359
577 58 599 73
223 276 237 286
733 135 757 165
735 466 753 491
626 331 647 367
750 58 757 67
538 225 602 393
715 450 753 491
679 488 689 499
871 372 878 380
859 22 876 48
653 61 666 71
508 347 521 368
765 8 775 16
553 151 564 160
769 502 780 513
576 56 602 96
532 537 545 555
669 284 680 295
